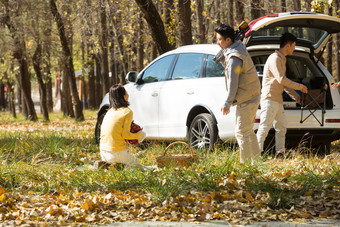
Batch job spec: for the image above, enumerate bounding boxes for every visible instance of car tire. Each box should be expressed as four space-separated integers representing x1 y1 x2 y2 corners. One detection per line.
188 113 218 151
95 112 106 144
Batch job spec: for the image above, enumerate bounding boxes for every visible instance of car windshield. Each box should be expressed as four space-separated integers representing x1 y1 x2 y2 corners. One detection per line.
251 27 328 48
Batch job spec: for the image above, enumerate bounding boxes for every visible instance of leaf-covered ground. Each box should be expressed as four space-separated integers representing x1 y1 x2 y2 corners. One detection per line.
0 111 339 226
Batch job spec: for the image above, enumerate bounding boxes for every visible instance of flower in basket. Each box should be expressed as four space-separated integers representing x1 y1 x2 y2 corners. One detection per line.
126 121 142 145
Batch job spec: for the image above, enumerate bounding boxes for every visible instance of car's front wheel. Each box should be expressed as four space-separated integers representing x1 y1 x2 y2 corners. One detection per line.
95 112 106 144
188 113 218 151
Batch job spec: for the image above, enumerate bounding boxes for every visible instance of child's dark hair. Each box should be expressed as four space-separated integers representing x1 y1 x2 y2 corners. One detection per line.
109 84 129 109
280 32 297 48
214 24 235 42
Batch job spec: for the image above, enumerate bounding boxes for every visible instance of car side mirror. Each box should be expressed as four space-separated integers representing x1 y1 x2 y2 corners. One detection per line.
125 71 138 83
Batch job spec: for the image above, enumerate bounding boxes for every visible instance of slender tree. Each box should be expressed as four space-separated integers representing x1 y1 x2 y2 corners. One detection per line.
235 0 245 25
137 13 145 71
33 43 49 121
134 0 173 54
214 0 221 25
251 0 264 20
280 0 287 12
227 0 234 27
178 0 193 45
336 0 340 85
2 0 37 121
49 0 84 121
326 3 333 74
99 0 110 94
196 0 206 43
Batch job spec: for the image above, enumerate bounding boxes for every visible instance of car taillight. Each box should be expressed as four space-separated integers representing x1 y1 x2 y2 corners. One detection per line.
325 119 340 123
254 119 260 123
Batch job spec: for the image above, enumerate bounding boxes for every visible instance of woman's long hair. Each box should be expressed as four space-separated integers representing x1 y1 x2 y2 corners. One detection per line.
109 84 129 109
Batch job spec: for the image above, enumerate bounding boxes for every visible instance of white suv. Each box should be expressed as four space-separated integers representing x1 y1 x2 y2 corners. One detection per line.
95 12 340 152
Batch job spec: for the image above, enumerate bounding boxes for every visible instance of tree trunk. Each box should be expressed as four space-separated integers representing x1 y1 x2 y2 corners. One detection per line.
33 44 49 121
137 14 145 71
80 36 88 109
21 88 28 119
326 5 333 74
178 0 192 45
151 41 158 61
17 83 22 113
7 81 16 118
107 4 119 84
61 65 74 117
336 0 340 85
111 10 129 77
19 56 36 121
4 15 37 120
135 0 173 54
305 0 312 12
227 0 234 28
251 0 263 20
131 29 137 71
87 53 96 109
281 0 286 12
50 0 84 121
293 0 301 12
44 13 54 113
95 55 102 107
100 0 110 94
293 0 302 37
46 75 53 112
214 0 221 25
14 73 28 118
196 0 206 44
2 0 37 120
0 82 5 111
109 29 118 85
235 0 245 25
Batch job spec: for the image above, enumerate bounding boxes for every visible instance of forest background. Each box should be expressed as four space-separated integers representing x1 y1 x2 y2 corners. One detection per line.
0 0 339 122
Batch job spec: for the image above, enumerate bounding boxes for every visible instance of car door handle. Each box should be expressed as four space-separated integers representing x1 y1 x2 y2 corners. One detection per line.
187 90 194 95
152 91 158 97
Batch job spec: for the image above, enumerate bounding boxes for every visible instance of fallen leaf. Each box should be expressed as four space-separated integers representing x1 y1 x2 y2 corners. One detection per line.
245 193 254 202
0 186 6 195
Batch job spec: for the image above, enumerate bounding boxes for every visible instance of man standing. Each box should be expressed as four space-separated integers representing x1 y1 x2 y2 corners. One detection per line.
256 33 308 154
215 24 261 163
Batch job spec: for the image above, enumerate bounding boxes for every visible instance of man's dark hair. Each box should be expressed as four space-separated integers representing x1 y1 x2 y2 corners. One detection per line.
215 24 235 42
280 32 297 48
109 84 129 109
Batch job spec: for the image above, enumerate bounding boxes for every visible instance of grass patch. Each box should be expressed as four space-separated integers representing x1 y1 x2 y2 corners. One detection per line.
0 110 340 225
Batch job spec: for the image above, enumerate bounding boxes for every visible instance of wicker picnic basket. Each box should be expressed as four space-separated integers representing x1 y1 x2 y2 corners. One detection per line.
156 141 198 167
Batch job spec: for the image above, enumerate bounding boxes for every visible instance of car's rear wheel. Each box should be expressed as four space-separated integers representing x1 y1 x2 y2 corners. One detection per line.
188 113 218 151
95 112 106 144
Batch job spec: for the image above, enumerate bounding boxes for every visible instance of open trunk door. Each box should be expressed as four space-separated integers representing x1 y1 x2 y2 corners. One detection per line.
244 12 340 57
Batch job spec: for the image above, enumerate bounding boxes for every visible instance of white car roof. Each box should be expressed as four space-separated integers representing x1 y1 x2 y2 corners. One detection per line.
164 44 221 56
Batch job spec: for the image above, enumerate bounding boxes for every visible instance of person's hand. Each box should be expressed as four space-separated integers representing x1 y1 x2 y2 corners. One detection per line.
301 85 308 94
221 107 230 115
138 131 146 143
295 96 301 104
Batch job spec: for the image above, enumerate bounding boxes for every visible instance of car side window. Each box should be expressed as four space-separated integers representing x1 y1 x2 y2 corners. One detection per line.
142 55 175 83
172 53 204 80
205 55 225 77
